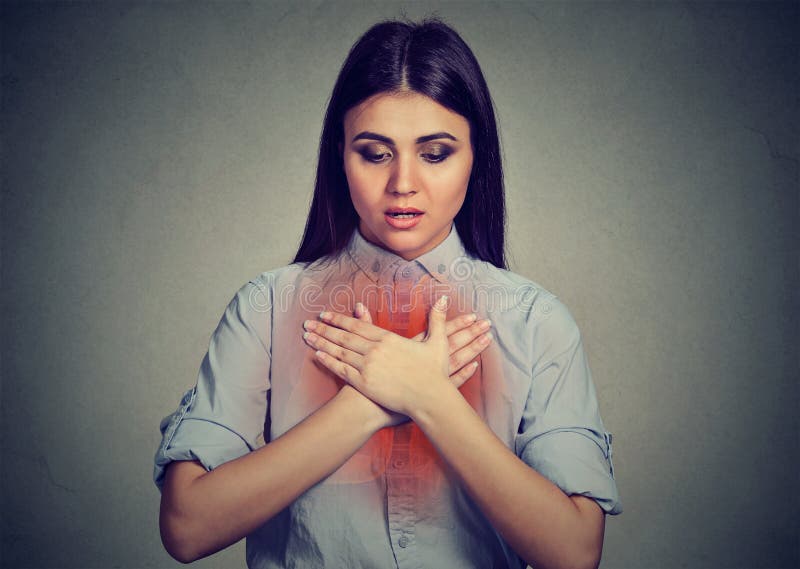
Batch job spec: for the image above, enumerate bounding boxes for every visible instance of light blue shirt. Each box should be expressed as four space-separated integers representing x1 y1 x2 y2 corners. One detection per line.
154 225 622 568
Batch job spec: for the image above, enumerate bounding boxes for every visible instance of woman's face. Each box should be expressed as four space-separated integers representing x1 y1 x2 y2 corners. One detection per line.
342 91 473 261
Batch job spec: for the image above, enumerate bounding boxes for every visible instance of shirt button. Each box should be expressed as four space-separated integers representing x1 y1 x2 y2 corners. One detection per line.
392 459 406 470
372 261 381 273
398 536 409 548
402 267 411 278
437 263 446 273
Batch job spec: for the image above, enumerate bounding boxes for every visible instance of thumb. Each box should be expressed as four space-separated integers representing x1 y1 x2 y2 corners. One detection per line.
425 295 449 341
354 302 373 324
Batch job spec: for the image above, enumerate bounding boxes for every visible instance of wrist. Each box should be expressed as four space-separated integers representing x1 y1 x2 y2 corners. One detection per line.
408 378 462 426
333 386 387 434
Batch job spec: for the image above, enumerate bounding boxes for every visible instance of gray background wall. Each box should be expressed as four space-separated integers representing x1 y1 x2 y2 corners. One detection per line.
1 1 797 568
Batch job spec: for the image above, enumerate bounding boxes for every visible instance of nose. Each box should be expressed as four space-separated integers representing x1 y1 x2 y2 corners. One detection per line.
388 153 417 196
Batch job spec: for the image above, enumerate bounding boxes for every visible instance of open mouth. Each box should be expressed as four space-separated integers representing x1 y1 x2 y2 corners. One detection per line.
386 212 423 219
384 209 424 229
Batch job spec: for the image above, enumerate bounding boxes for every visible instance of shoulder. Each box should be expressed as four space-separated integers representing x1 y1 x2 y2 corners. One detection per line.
233 255 345 314
470 261 582 358
250 251 352 287
467 260 561 318
247 262 310 290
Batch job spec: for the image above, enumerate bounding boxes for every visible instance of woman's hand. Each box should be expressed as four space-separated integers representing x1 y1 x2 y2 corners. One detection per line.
302 296 491 416
408 307 493 376
339 303 409 430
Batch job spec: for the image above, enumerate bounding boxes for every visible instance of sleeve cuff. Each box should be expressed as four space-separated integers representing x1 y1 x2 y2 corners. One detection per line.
520 429 623 515
153 415 252 491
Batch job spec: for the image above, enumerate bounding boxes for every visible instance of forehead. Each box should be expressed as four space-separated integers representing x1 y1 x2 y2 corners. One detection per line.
343 92 470 140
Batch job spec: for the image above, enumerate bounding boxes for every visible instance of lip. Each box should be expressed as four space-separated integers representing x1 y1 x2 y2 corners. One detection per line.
385 207 424 214
384 211 424 230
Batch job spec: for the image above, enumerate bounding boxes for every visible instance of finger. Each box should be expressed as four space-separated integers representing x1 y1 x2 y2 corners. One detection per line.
411 312 477 342
449 331 492 374
450 360 479 390
303 331 364 369
425 295 449 341
355 302 373 325
305 319 372 355
320 310 385 341
445 312 478 336
313 350 363 389
447 318 491 355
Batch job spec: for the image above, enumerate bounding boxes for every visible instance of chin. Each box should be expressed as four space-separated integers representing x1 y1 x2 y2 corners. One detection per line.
362 217 445 259
378 232 420 251
383 232 437 258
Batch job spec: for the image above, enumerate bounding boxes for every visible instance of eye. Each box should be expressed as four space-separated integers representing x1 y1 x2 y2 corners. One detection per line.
421 144 452 164
357 144 392 164
421 152 450 164
364 152 391 163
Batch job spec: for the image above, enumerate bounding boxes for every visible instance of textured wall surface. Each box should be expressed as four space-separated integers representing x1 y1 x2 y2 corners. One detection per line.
2 2 797 568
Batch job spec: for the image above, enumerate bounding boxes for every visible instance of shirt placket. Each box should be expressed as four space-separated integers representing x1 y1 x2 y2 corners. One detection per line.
386 264 423 569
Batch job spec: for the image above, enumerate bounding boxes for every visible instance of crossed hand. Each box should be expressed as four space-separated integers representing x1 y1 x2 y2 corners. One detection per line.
302 296 492 424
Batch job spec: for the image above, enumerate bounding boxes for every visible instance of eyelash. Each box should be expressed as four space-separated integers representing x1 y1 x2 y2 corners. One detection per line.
358 149 451 164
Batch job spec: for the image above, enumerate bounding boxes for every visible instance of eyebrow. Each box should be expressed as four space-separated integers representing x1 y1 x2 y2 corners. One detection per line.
351 131 458 144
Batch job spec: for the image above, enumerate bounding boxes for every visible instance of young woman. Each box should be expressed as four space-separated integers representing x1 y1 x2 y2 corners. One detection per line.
154 18 621 569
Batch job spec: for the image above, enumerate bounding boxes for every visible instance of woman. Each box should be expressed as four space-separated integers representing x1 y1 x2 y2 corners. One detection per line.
154 18 621 569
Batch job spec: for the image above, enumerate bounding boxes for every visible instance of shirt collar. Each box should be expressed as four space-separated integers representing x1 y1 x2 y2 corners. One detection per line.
346 224 468 284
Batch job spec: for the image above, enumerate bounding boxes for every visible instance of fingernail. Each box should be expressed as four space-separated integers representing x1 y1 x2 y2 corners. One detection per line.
464 313 477 323
435 295 449 310
478 319 491 330
319 311 329 320
303 320 317 331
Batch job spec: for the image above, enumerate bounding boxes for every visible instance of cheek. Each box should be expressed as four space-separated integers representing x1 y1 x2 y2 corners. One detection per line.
345 162 385 211
446 190 468 219
430 163 471 210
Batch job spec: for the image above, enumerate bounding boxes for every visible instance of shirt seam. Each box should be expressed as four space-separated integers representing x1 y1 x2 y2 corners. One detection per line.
241 281 273 364
177 417 256 451
529 426 608 459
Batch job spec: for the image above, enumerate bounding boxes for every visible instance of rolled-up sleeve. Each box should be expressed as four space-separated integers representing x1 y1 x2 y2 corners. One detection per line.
153 275 273 491
515 298 622 515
